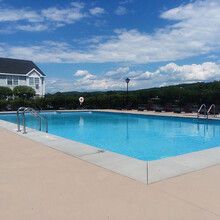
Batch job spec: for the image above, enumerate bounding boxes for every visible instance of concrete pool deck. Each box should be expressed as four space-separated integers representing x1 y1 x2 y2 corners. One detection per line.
0 109 219 184
0 127 220 219
0 110 220 219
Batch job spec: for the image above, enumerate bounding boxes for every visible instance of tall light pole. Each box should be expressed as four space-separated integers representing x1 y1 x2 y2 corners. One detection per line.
125 77 130 104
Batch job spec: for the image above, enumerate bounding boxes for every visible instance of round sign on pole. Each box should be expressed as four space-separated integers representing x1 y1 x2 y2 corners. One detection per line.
79 97 84 105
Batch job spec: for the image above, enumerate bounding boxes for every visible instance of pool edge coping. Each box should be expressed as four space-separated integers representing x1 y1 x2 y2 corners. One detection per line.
0 110 220 184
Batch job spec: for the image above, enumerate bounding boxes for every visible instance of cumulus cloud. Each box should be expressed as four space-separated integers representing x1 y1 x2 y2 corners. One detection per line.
1 0 220 64
42 3 86 24
17 24 48 32
1 0 220 63
0 8 41 23
106 67 129 77
0 2 87 32
89 7 106 16
46 78 74 93
94 0 220 63
45 62 220 93
158 62 220 82
74 70 89 76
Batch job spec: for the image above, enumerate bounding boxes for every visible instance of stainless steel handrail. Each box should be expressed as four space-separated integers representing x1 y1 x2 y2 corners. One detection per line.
17 107 48 134
197 104 207 118
17 107 26 132
32 110 48 133
22 108 41 134
207 104 216 118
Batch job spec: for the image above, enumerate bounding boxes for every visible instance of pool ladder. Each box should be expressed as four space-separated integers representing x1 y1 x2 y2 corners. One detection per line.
17 107 48 134
197 104 216 119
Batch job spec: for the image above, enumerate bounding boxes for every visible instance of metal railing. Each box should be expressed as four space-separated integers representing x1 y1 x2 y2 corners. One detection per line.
17 107 26 132
17 107 48 134
197 104 207 119
207 104 216 119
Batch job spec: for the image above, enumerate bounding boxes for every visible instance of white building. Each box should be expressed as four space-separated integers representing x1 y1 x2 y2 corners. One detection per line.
0 58 46 97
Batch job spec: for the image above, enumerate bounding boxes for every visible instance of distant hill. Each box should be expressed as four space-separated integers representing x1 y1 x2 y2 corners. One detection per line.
47 81 219 95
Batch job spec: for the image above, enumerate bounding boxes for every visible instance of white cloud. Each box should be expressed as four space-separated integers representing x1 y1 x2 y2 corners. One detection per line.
46 78 74 93
0 2 87 32
135 71 157 80
42 4 86 24
70 2 85 9
73 35 109 44
106 67 129 77
74 70 89 76
0 8 41 22
17 24 48 32
46 62 220 93
89 7 106 16
1 0 220 64
75 62 220 91
158 62 220 82
93 0 220 63
115 6 127 15
207 55 218 59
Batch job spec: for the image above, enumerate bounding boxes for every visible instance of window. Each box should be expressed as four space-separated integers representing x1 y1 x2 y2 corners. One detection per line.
35 78 39 84
7 76 18 85
29 77 34 85
7 76 12 85
29 77 40 89
13 76 18 85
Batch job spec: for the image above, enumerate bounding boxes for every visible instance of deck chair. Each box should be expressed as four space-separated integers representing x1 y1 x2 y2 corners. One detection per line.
119 102 133 110
163 103 173 112
146 102 154 111
154 106 163 112
174 103 193 113
155 103 173 112
138 102 153 111
183 103 193 113
138 105 146 111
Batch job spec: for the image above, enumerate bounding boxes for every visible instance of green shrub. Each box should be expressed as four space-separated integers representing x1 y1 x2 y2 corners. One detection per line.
13 86 36 100
0 100 8 111
10 99 31 111
0 86 12 99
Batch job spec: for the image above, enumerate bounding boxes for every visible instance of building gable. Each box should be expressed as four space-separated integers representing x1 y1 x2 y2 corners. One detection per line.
26 68 45 78
0 58 45 76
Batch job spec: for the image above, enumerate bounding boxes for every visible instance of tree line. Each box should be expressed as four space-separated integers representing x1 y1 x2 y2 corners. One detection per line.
0 81 219 111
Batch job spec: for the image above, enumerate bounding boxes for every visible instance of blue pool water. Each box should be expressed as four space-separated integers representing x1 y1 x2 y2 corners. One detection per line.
0 111 220 161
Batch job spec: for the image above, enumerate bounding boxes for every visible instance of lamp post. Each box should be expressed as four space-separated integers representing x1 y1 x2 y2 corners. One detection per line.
125 77 130 104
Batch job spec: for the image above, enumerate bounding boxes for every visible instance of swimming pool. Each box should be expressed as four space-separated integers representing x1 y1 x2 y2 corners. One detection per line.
0 111 219 161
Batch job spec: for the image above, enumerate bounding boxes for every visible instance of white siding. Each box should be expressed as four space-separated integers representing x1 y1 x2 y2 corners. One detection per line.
0 75 6 86
19 76 26 85
0 70 45 97
28 70 45 97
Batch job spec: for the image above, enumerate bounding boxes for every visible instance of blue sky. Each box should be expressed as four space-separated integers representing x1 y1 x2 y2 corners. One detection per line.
0 0 220 93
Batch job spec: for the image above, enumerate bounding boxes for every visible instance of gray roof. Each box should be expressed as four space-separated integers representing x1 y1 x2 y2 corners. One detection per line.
0 58 45 76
